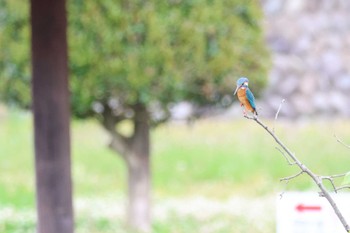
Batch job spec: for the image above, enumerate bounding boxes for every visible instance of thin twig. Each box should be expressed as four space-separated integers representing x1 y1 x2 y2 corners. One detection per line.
280 171 304 182
321 177 338 193
245 116 350 233
318 173 347 193
334 134 350 149
321 172 349 193
336 185 350 192
275 146 296 166
318 173 347 181
279 186 289 200
326 173 348 179
273 99 285 133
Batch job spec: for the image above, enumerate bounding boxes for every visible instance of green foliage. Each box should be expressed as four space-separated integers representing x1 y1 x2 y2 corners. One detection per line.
0 0 269 120
0 0 31 108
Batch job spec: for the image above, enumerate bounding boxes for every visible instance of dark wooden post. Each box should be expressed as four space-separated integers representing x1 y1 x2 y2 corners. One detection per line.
30 0 74 232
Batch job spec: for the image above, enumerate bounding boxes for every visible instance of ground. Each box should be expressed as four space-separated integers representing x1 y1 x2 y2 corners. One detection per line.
1 109 349 232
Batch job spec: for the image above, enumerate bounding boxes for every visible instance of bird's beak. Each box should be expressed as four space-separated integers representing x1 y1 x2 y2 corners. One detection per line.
233 85 239 95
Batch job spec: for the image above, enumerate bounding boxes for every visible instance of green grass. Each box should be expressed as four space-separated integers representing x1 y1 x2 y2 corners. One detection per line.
153 119 350 196
0 110 34 208
1 109 350 232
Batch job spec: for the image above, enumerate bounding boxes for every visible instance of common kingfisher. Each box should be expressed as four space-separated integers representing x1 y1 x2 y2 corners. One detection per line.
233 77 258 116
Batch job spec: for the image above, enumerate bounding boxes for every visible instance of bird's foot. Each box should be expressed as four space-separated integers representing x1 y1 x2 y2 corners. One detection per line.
243 111 258 120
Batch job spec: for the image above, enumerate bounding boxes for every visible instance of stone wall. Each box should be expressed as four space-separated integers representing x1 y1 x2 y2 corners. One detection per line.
259 0 350 118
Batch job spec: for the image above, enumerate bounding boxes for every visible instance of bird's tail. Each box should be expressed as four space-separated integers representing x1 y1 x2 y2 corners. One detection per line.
253 108 258 116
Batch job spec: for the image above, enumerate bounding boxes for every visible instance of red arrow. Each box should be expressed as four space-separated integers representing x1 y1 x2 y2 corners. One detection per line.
296 204 322 212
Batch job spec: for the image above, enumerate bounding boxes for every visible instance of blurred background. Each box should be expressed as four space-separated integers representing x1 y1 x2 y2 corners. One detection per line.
0 0 350 232
259 0 350 119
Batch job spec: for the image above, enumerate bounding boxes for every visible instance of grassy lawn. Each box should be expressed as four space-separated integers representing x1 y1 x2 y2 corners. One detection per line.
1 109 349 232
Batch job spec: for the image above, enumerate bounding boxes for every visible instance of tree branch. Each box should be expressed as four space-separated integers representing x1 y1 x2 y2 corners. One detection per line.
320 176 338 193
334 134 350 149
275 146 296 166
336 185 350 192
108 134 131 159
273 99 285 133
245 115 350 233
318 173 348 193
280 171 304 183
101 106 131 157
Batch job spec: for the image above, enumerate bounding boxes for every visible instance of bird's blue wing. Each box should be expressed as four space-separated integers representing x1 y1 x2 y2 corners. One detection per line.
246 88 256 109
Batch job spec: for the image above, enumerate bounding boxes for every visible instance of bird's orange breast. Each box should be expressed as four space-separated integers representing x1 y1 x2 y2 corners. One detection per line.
237 88 254 112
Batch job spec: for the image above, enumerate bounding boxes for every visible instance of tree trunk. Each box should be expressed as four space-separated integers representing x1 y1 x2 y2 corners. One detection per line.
126 148 151 232
126 105 151 232
31 0 74 232
103 103 151 232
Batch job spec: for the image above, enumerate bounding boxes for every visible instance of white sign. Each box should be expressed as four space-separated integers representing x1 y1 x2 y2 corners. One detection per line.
276 192 350 233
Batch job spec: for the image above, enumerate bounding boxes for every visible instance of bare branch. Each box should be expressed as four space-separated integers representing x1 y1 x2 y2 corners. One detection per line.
318 173 349 193
279 189 287 200
273 99 285 133
275 147 296 165
318 173 347 181
319 185 350 195
244 115 256 120
321 176 338 193
336 185 350 192
246 116 350 232
279 170 302 200
327 173 348 179
319 173 350 193
334 134 350 149
280 171 304 183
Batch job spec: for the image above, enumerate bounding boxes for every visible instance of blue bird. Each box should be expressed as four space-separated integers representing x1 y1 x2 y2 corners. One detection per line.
233 77 258 116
